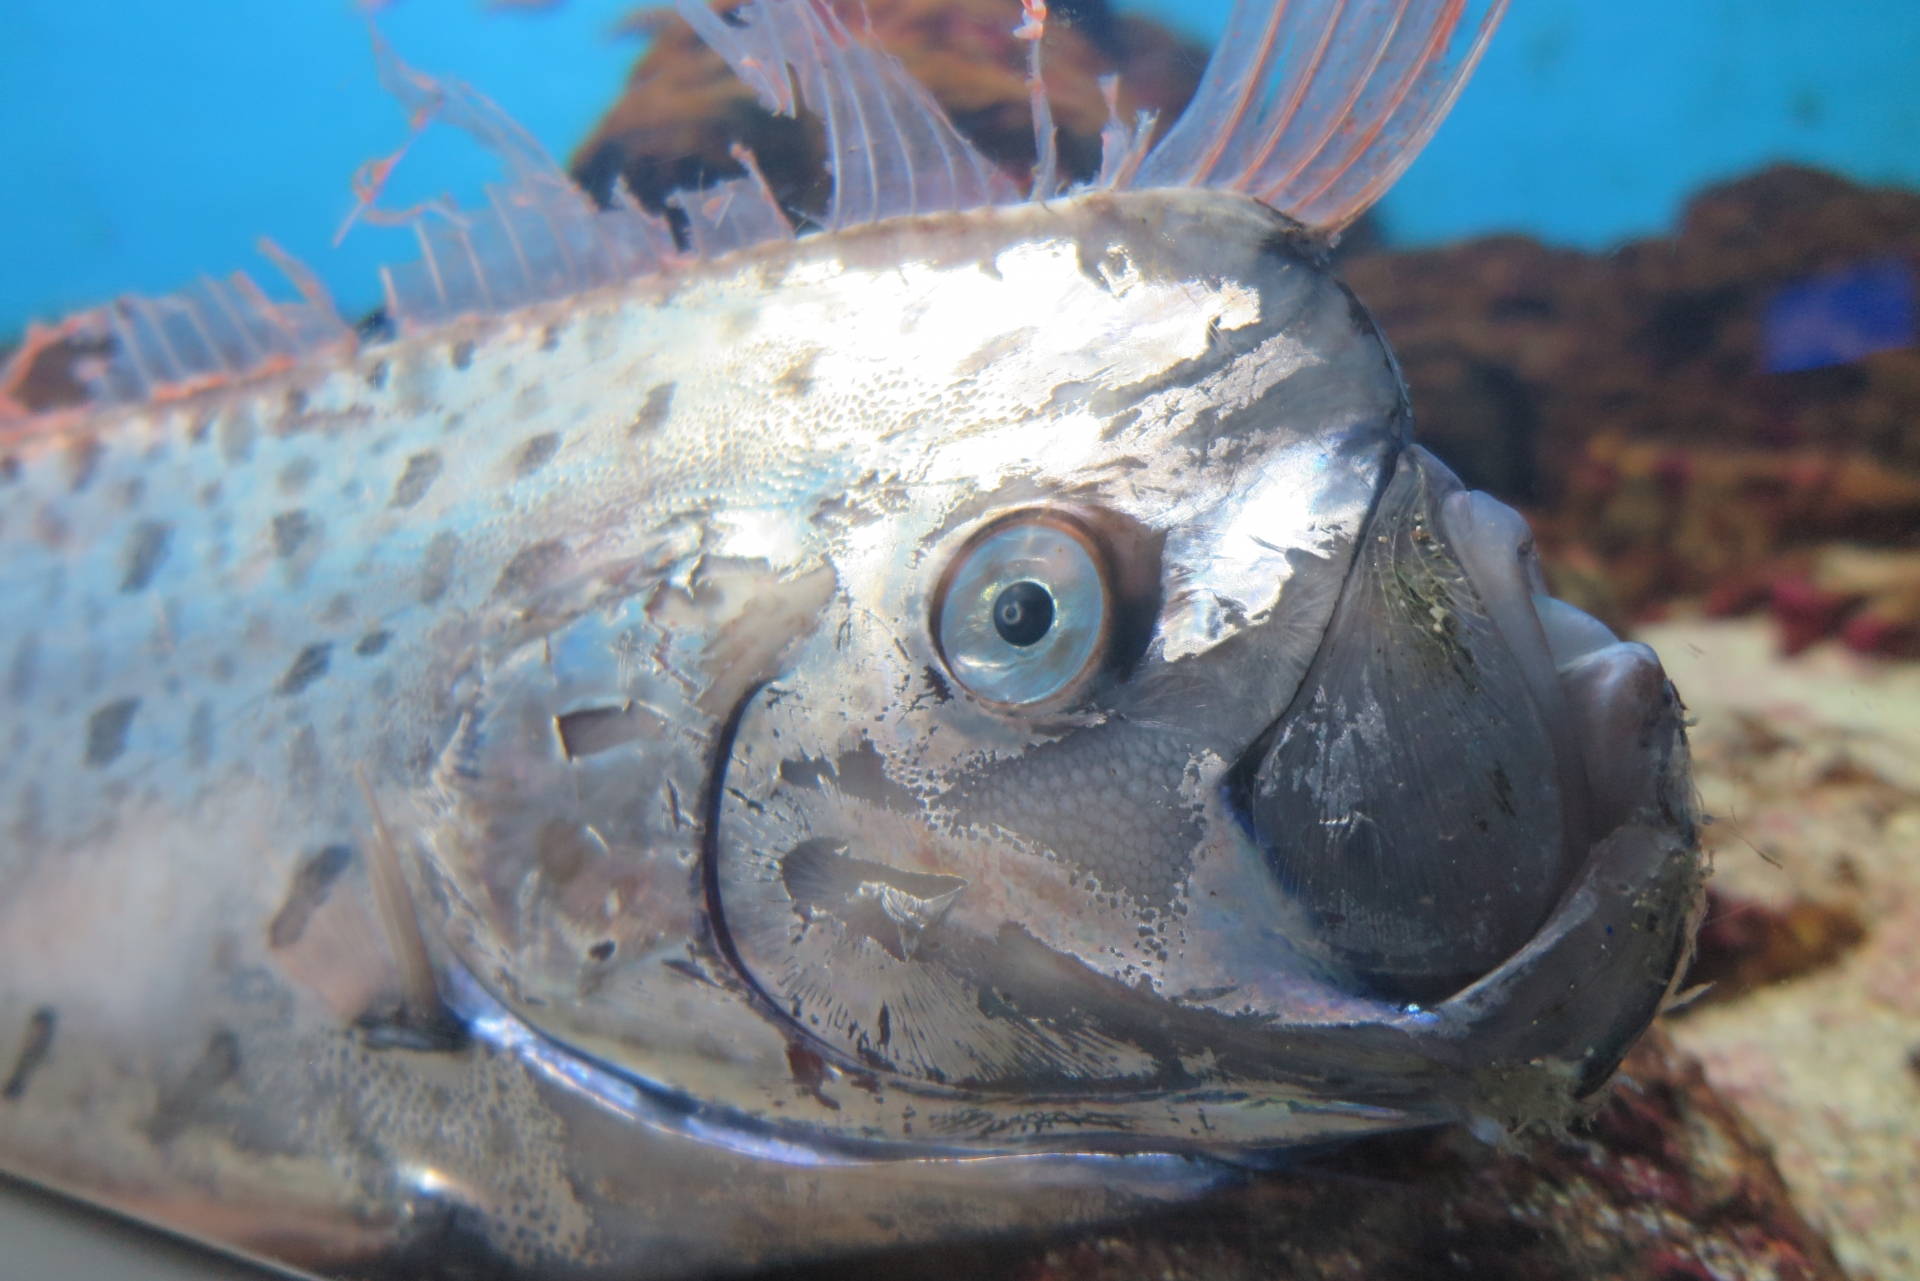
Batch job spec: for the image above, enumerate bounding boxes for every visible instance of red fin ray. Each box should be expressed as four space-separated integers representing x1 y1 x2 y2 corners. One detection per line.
676 0 1015 230
1127 0 1505 233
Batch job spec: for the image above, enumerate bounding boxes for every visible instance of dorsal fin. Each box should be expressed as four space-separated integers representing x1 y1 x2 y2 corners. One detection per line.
365 40 683 332
0 253 351 425
1126 0 1506 233
674 0 1016 230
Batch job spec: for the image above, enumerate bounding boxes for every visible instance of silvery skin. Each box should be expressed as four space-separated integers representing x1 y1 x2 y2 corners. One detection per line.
0 189 1700 1278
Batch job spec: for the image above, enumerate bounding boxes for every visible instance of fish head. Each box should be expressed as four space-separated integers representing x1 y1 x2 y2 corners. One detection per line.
430 187 1698 1140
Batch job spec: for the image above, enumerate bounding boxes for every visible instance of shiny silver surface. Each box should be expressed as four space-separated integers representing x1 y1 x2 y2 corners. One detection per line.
0 189 1702 1277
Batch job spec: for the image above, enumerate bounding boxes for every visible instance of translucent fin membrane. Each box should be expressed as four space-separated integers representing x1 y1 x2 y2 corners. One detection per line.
675 0 1016 231
1127 0 1507 232
369 43 682 332
0 258 351 421
669 145 797 259
1091 74 1157 191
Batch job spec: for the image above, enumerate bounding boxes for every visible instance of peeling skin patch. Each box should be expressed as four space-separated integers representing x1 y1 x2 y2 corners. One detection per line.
279 643 332 696
391 452 443 509
268 845 353 949
1 1007 55 1100
119 519 172 593
84 697 139 767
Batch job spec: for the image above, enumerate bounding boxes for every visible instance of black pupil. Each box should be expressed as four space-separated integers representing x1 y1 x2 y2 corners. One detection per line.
992 580 1055 647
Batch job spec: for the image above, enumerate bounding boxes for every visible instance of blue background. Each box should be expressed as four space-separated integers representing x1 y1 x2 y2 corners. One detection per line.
4 0 1918 338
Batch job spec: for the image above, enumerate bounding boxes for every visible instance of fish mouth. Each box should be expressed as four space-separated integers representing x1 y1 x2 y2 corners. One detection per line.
1227 445 1692 1005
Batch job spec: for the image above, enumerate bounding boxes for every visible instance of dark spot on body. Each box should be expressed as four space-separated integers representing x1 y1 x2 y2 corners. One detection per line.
514 432 561 477
540 324 563 351
418 531 459 604
0 456 19 483
277 456 317 494
147 1029 240 1144
272 509 316 559
355 630 393 657
390 452 442 509
268 845 353 949
587 940 615 963
65 437 102 492
84 697 139 766
118 476 144 508
631 383 675 436
451 339 475 370
278 643 332 696
7 635 37 701
119 519 173 592
877 1003 891 1047
284 388 308 420
288 725 322 792
493 540 568 600
922 665 953 704
2 1008 56 1101
776 349 820 396
187 700 214 768
365 358 391 390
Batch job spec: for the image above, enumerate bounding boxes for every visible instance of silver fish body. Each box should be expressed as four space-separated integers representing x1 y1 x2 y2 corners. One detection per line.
0 185 1701 1277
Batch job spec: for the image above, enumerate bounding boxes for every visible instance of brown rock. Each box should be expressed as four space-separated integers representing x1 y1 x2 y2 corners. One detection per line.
1340 166 1920 639
569 0 1205 220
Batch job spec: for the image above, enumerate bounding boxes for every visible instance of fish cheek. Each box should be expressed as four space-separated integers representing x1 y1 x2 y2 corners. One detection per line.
711 681 1180 1092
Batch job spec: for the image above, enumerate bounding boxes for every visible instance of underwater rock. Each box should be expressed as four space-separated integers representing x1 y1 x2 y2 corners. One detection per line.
1650 619 1920 1280
570 0 1205 218
1685 888 1868 1007
1340 166 1920 644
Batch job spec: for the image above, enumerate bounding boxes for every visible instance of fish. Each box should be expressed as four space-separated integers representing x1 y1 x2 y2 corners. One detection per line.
0 0 1705 1277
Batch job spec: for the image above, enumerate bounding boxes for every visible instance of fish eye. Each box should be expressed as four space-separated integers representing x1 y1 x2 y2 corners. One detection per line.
934 515 1110 707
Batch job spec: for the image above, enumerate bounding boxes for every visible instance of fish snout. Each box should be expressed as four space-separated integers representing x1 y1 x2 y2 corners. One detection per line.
1232 447 1698 1006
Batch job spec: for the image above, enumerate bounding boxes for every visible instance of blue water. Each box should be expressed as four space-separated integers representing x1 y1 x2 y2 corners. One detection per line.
3 0 1918 338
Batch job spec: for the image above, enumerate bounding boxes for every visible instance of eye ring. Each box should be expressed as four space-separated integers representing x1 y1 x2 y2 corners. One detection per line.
932 512 1112 708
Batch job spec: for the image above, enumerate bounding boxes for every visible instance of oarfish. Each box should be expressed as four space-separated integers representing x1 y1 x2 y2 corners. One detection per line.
0 0 1703 1276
